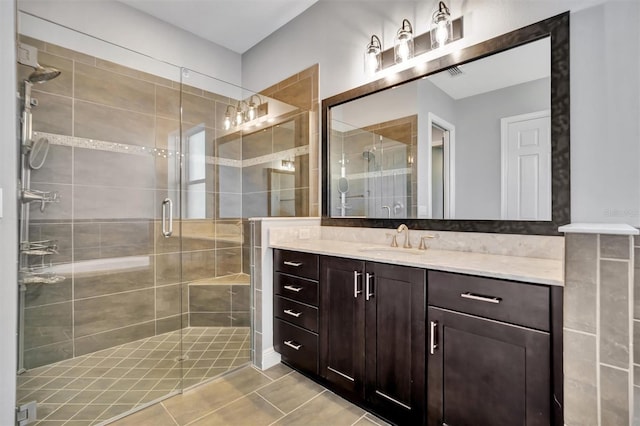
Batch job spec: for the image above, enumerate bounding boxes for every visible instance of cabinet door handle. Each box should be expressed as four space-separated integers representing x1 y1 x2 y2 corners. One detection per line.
430 321 438 355
284 340 302 350
284 309 302 318
283 285 303 292
365 273 374 301
460 292 501 304
283 261 303 267
353 271 362 298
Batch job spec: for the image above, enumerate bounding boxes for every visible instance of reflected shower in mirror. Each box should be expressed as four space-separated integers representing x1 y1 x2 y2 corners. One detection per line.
329 37 551 221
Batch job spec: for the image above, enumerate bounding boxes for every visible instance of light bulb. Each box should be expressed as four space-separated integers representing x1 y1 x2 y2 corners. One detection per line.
224 115 231 130
366 51 380 75
236 110 243 125
248 105 256 120
364 35 382 75
435 21 449 46
431 2 452 50
394 20 414 64
397 39 410 62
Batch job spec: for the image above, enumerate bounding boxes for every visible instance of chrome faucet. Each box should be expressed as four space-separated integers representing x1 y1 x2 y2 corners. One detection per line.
381 205 391 218
418 234 438 250
396 224 411 249
21 189 59 212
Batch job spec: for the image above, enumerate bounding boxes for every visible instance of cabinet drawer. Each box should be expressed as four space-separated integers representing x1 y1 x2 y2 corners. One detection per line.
274 319 318 375
428 270 550 331
275 272 318 306
275 296 318 333
275 249 319 280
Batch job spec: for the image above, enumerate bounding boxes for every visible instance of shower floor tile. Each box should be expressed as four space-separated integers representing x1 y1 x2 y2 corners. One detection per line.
17 327 250 426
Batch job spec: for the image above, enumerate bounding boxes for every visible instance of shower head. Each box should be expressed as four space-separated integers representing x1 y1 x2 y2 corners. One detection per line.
28 65 61 83
18 42 61 83
363 150 375 161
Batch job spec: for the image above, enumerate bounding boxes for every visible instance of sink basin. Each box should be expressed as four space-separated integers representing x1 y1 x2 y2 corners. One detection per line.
357 247 421 256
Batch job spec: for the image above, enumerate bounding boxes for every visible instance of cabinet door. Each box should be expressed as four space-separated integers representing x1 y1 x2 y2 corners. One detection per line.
427 306 550 426
365 262 426 425
320 256 366 397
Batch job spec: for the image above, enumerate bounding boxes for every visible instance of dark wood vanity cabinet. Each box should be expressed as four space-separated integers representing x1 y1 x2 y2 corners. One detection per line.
273 250 319 375
427 270 552 426
319 256 426 425
273 250 560 426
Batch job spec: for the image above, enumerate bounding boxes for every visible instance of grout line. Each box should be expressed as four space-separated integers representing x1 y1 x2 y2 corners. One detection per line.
599 362 632 373
351 413 368 426
161 401 181 426
254 391 287 416
563 327 598 337
363 413 390 426
267 390 327 426
182 390 256 426
599 257 632 263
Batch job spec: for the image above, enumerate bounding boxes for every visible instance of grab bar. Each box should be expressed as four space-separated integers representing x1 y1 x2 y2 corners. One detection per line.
162 198 173 237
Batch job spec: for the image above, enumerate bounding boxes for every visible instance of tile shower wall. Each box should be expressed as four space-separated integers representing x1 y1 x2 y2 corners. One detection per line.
332 116 417 218
240 64 319 272
19 35 245 369
563 232 636 425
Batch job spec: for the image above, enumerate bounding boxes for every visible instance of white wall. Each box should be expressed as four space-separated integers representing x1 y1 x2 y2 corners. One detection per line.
243 0 640 227
0 1 18 425
19 0 242 86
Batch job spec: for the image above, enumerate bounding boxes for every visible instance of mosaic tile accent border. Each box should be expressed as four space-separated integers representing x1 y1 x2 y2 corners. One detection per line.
35 131 309 169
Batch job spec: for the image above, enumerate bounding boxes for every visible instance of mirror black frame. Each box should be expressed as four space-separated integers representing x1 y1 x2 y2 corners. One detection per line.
321 12 569 235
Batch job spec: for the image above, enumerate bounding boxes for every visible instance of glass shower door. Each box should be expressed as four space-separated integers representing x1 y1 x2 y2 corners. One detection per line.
15 15 186 424
177 69 251 389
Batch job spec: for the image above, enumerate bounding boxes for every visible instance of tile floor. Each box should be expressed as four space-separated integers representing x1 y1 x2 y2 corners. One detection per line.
110 363 391 426
17 327 250 425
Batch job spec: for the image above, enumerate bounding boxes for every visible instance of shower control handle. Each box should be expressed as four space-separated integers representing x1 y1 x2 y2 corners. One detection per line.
162 198 173 238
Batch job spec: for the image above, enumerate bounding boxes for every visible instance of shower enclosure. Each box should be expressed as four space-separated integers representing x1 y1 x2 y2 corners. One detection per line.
13 13 272 424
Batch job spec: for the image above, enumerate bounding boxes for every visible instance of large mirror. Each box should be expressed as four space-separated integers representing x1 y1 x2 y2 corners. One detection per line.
322 13 569 235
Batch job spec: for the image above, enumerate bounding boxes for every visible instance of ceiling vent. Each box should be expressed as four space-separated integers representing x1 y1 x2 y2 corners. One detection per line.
447 65 463 76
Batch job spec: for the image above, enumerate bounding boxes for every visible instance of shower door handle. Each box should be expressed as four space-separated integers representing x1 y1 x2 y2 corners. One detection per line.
162 198 173 238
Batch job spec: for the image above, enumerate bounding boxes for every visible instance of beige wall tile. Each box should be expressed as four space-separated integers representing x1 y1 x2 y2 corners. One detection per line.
74 100 155 146
45 42 95 65
564 330 598 426
74 321 155 357
74 289 155 337
31 91 73 135
600 365 630 425
600 259 630 368
75 62 155 114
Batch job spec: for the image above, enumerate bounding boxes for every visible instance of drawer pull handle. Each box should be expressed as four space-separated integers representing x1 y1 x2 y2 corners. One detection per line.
430 321 438 355
284 285 303 292
353 271 362 298
284 309 302 318
283 261 303 267
284 340 302 350
460 292 502 304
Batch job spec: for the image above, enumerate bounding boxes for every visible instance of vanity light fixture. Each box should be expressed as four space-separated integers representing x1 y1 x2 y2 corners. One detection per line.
365 35 383 75
247 94 263 121
394 19 414 64
223 96 270 131
281 159 295 171
431 1 452 49
223 105 235 130
363 3 463 75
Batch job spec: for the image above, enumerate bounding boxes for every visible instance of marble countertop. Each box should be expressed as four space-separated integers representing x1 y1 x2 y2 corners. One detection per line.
271 239 564 286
